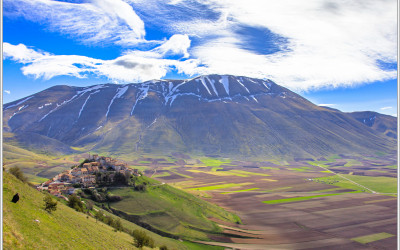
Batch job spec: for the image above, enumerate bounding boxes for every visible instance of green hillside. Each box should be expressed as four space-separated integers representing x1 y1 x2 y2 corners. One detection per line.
2 142 81 184
106 176 241 240
3 172 184 249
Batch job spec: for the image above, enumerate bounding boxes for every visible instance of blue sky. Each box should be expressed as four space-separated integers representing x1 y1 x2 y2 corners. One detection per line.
2 0 397 116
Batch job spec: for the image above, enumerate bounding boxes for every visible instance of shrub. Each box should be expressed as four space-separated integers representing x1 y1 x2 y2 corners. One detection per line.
67 194 84 212
86 200 94 210
95 210 104 222
43 194 57 213
131 229 154 248
9 166 27 182
160 245 168 250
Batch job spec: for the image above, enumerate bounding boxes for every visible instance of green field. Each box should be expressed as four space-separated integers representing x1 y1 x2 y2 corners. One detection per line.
221 188 259 194
152 172 171 178
107 176 241 240
351 232 395 244
289 166 312 172
189 183 253 191
314 175 397 194
263 191 360 204
199 157 231 167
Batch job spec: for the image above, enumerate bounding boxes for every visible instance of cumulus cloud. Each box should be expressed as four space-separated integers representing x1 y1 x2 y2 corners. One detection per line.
3 42 205 83
4 90 11 94
3 0 146 45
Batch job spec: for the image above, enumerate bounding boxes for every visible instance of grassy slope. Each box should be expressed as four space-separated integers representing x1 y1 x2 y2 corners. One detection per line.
108 177 241 240
3 143 79 183
3 172 139 249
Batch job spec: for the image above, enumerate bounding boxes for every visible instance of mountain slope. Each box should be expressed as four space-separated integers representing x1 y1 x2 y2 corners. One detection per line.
347 111 397 139
3 75 396 158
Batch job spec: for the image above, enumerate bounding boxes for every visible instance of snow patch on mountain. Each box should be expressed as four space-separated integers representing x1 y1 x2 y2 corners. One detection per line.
220 76 230 95
238 77 251 93
208 77 219 96
198 77 212 96
106 85 129 118
4 96 34 110
78 90 100 119
131 85 150 115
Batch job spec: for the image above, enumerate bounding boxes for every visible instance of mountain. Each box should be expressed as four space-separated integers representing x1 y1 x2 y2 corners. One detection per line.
3 75 396 158
347 111 397 139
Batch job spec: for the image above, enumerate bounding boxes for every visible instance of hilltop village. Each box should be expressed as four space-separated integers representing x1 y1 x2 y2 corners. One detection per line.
37 154 139 199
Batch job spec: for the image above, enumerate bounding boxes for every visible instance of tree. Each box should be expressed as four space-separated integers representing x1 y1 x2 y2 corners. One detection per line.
160 245 168 250
67 194 84 212
86 200 94 210
131 230 154 248
95 210 104 222
114 218 123 232
43 194 57 213
113 172 127 185
8 166 27 182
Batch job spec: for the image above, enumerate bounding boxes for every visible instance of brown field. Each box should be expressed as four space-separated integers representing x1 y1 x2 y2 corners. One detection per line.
144 154 397 249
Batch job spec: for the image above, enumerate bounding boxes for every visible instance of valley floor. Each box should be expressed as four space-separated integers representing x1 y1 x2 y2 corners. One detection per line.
145 154 397 250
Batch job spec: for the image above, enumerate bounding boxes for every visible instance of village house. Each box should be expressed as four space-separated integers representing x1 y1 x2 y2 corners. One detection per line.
38 155 140 192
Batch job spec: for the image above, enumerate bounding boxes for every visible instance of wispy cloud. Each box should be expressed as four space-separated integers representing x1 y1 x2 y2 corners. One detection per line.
3 42 206 83
318 104 336 107
4 0 146 46
130 0 397 90
4 90 11 94
380 106 393 110
3 0 397 90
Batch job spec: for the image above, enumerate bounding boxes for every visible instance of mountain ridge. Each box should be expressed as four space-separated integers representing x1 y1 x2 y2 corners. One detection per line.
3 75 396 158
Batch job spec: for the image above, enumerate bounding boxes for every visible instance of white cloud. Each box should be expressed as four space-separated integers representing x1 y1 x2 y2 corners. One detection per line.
3 0 146 46
380 106 393 110
133 0 397 90
318 104 336 107
4 90 11 94
3 0 397 90
3 42 205 83
3 43 48 63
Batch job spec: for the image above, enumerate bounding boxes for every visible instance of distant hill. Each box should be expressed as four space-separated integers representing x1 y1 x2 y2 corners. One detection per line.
3 75 396 158
347 111 397 139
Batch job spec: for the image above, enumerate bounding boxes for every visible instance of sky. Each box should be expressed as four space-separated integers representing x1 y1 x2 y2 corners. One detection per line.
2 0 398 116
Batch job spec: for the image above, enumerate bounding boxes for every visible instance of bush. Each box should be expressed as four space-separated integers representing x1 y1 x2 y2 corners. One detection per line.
86 200 94 210
9 166 27 182
160 245 168 250
67 194 84 212
43 194 57 213
95 210 104 222
131 229 154 248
